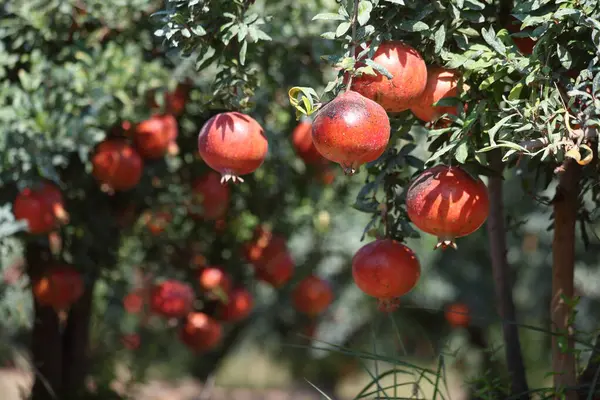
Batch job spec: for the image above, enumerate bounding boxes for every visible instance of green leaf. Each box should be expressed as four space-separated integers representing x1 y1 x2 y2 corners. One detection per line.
476 140 530 155
357 1 373 26
239 41 248 66
426 142 456 163
397 20 429 32
434 25 446 54
508 83 524 100
313 13 347 21
556 44 572 70
365 59 393 79
486 114 517 144
454 141 469 163
481 27 506 55
336 22 351 37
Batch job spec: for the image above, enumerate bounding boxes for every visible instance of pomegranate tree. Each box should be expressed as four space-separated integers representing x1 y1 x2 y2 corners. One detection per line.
405 165 490 250
179 312 223 352
150 280 194 318
292 275 333 316
133 114 179 159
190 172 231 220
31 265 84 310
351 239 421 312
312 90 391 175
218 288 253 322
351 41 427 112
197 111 269 183
91 139 143 191
411 68 462 124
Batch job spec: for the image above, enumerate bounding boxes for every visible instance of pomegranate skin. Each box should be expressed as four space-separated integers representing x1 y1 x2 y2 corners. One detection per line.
218 288 253 322
445 303 470 328
13 189 57 234
197 112 268 183
351 41 427 112
91 139 143 191
405 165 490 249
179 312 222 352
351 239 421 310
291 121 327 165
134 114 179 159
411 68 461 123
312 90 391 175
255 250 295 288
31 265 84 310
292 275 333 316
190 172 231 220
149 280 195 319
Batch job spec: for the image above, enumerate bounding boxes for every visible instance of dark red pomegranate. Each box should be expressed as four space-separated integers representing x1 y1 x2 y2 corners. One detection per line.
31 265 84 310
190 172 231 220
506 17 535 55
198 266 232 300
255 249 295 288
197 112 269 183
150 280 194 318
312 91 390 175
292 275 333 316
121 333 141 350
291 120 327 165
351 41 427 112
405 165 490 250
13 183 66 234
218 288 253 322
445 303 470 328
411 68 462 123
134 114 179 159
123 290 145 314
148 83 190 116
352 239 421 311
179 312 222 352
91 139 143 191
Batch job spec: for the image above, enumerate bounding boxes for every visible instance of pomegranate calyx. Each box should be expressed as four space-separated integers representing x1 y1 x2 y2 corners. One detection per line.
220 171 245 184
434 237 458 250
377 297 400 313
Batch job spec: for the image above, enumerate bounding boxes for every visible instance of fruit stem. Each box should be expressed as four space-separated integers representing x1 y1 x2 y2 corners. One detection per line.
345 0 360 93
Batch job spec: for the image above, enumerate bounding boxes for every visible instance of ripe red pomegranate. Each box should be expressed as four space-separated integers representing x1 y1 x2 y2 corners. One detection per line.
292 275 333 316
123 290 145 314
31 265 84 310
134 114 179 159
190 172 231 220
255 249 295 288
411 68 462 123
405 165 490 250
148 83 190 116
218 288 253 322
350 41 427 112
445 303 470 328
197 112 269 183
150 280 194 318
121 333 141 350
318 167 336 185
351 239 421 311
179 312 222 352
91 139 143 191
14 183 67 234
198 266 232 300
312 91 390 175
506 17 535 55
291 120 328 166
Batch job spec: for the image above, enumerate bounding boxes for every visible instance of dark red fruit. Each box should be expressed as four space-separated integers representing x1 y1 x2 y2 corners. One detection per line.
197 112 269 183
291 120 328 165
292 275 333 316
312 90 391 175
190 172 231 220
31 265 84 310
351 41 427 112
506 17 535 55
148 83 190 116
218 288 253 322
243 227 295 287
352 239 421 312
150 280 194 318
405 165 490 250
445 303 470 328
134 114 179 159
179 312 222 352
411 68 462 123
91 139 143 191
121 333 141 350
13 183 67 234
123 290 145 314
255 249 295 288
198 266 232 301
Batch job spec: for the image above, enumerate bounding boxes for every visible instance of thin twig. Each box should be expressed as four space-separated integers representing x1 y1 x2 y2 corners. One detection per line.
345 0 361 93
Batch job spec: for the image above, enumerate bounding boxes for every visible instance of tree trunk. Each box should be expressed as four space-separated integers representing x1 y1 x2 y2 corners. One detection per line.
551 159 581 400
486 149 529 399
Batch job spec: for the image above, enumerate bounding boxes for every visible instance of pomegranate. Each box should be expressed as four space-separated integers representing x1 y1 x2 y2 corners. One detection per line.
411 68 462 123
121 333 141 350
312 90 390 175
123 290 145 314
351 239 421 311
179 312 222 352
198 266 232 300
292 275 333 316
31 265 84 310
405 165 490 249
506 17 535 55
190 172 231 220
91 139 143 191
149 280 194 318
197 111 269 183
255 249 295 288
445 303 470 328
14 183 67 234
218 288 253 322
291 120 328 166
134 114 179 159
350 41 427 112
148 83 190 116
318 167 337 185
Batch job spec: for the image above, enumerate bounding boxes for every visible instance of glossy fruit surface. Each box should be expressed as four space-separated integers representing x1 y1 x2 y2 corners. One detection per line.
291 120 327 165
91 139 143 191
352 239 420 311
351 41 427 112
218 288 253 322
292 275 333 316
445 303 470 328
190 172 230 220
31 265 84 310
179 312 222 352
150 280 194 318
405 165 490 249
198 266 232 300
134 114 179 159
197 112 268 183
312 90 390 175
255 249 295 288
14 187 58 234
411 68 461 123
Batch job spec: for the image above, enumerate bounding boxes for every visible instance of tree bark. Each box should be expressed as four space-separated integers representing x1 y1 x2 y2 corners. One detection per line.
551 159 581 400
486 149 529 399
